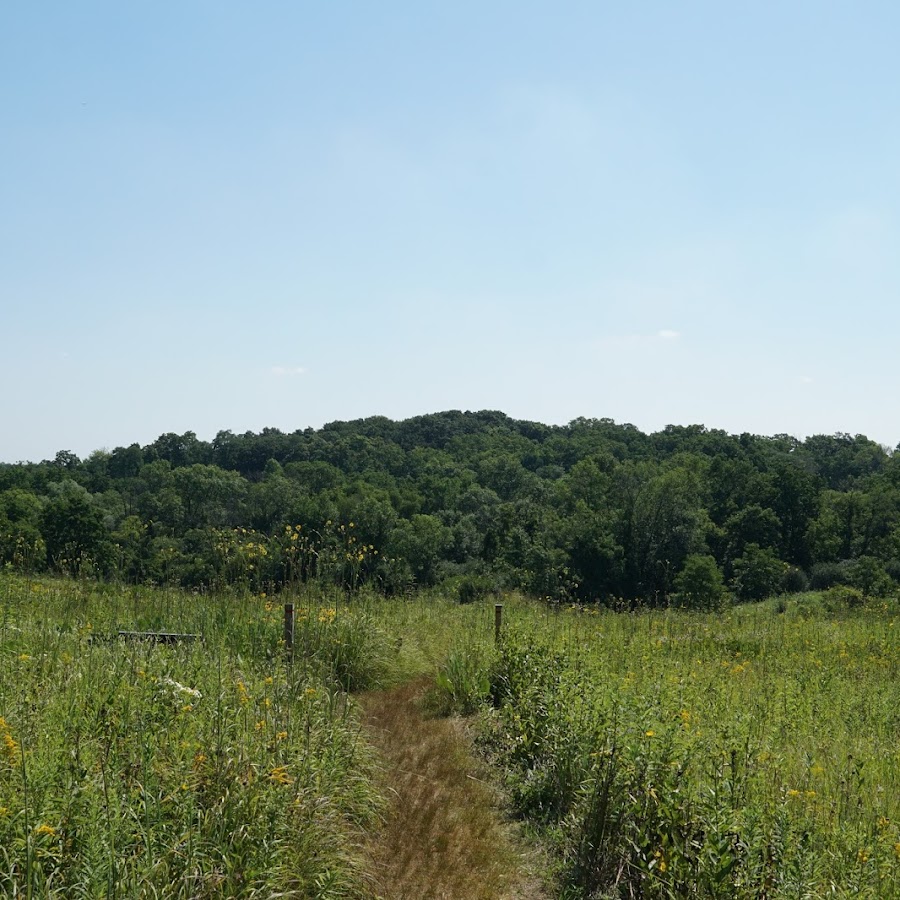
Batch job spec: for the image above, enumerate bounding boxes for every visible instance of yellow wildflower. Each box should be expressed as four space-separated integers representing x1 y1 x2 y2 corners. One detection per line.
269 765 294 785
2 731 19 761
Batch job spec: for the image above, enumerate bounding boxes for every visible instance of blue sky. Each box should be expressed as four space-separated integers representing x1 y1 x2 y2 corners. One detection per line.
3 2 900 462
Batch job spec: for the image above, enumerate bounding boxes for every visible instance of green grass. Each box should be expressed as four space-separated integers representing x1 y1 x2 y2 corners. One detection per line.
4 577 900 898
466 596 900 898
0 575 391 898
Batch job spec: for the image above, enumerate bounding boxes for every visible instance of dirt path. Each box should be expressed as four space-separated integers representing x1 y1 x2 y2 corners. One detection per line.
358 677 548 900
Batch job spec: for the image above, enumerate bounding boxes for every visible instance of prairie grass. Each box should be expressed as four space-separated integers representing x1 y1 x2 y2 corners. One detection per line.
379 591 900 896
469 595 900 898
5 576 900 898
0 575 390 898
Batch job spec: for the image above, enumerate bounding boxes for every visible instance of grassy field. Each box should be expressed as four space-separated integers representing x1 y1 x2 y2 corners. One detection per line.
0 576 397 898
2 576 900 897
441 596 900 898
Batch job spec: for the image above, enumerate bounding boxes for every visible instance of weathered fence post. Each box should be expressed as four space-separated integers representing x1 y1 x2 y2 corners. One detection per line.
494 603 503 646
284 603 294 654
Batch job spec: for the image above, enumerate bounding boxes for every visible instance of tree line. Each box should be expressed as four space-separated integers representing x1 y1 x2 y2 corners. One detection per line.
1 411 898 606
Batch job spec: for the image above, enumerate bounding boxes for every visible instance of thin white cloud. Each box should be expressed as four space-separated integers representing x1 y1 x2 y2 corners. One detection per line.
797 375 814 384
594 329 682 349
270 366 307 377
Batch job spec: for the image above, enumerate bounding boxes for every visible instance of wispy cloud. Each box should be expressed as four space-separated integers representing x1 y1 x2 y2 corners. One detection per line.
594 329 682 349
797 375 814 384
270 366 307 377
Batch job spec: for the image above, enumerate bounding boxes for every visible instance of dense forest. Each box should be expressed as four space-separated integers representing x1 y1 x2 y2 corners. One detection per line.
1 411 898 605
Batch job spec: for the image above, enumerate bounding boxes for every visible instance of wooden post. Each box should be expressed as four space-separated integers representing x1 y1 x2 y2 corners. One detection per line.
284 603 294 653
494 603 503 645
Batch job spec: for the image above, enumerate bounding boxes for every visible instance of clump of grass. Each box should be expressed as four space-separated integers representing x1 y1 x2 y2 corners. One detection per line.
292 598 394 692
429 644 494 715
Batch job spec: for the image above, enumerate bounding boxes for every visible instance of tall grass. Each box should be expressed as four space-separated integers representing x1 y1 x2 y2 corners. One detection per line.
473 596 900 898
0 575 392 898
7 576 897 897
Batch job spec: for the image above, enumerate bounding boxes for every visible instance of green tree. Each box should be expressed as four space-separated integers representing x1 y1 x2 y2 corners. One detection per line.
631 467 710 602
560 501 623 600
40 482 111 574
173 464 246 528
731 543 784 601
847 555 892 597
674 554 726 610
386 514 450 586
0 488 45 571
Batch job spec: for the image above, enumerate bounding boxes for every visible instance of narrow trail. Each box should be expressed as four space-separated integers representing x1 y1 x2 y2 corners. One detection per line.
358 677 548 900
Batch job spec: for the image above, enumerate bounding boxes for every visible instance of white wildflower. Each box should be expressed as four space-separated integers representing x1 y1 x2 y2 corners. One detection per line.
161 677 202 699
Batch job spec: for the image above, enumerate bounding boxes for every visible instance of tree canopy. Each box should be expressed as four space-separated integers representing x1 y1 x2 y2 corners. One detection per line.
2 411 898 603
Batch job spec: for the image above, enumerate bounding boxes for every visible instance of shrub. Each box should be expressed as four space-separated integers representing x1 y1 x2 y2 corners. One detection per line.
430 646 492 715
456 574 498 605
809 561 847 590
822 584 865 607
884 558 900 583
780 565 808 594
731 544 784 601
673 555 726 610
847 555 892 598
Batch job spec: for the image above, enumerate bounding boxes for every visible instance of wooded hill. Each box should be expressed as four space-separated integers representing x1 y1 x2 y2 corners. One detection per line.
1 411 898 605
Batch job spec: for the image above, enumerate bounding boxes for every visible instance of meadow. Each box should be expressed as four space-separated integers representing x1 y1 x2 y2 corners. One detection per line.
437 594 900 898
0 575 397 898
1 575 900 898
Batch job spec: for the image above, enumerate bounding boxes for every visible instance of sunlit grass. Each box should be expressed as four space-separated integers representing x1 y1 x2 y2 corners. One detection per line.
4 575 900 897
0 575 389 898
466 596 900 898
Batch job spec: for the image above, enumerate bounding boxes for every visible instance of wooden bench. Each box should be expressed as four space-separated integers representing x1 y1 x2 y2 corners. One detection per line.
117 631 201 644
